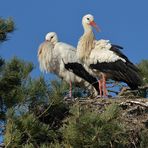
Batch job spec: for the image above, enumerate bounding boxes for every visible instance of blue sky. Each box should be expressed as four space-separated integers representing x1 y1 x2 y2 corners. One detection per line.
0 0 148 79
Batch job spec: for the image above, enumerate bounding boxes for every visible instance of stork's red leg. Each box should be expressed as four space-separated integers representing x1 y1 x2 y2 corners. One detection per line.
98 80 102 97
102 74 108 97
69 81 72 98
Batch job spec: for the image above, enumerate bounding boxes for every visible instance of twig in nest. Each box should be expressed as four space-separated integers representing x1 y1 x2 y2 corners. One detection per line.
120 100 148 108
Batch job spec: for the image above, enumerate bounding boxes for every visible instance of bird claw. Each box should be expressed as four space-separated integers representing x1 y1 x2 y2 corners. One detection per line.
94 95 103 99
94 94 112 99
64 95 76 101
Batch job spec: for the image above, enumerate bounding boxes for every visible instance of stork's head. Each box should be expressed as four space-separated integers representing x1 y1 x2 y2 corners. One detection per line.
45 32 58 45
82 14 100 32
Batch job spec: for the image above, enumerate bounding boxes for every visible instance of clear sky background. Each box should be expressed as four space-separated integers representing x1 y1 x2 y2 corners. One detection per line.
0 0 148 79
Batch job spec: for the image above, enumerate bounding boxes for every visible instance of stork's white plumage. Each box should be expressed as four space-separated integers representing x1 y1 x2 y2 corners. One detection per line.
76 14 142 97
38 32 100 97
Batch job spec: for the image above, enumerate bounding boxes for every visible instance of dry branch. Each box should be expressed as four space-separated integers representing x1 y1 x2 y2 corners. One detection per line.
120 100 148 108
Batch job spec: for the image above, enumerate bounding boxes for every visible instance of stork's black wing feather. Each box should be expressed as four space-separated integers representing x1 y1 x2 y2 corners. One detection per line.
110 45 139 72
90 60 142 90
110 45 129 61
111 44 123 49
64 62 100 94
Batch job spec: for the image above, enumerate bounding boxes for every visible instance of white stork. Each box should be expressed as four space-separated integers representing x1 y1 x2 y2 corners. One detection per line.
38 32 100 97
76 14 142 97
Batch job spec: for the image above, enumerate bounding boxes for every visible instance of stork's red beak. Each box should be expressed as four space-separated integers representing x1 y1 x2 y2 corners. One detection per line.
89 21 100 32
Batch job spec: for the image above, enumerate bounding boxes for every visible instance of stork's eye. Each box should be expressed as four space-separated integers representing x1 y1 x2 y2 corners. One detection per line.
51 36 54 39
87 18 90 20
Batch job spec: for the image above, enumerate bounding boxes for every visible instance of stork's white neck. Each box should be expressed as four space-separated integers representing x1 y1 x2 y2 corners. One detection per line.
52 40 58 46
83 22 92 34
77 24 95 62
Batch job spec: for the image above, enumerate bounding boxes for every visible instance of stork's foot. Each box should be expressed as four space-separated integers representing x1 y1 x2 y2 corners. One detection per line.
103 95 112 99
94 94 112 99
94 95 106 99
94 95 102 99
64 95 77 101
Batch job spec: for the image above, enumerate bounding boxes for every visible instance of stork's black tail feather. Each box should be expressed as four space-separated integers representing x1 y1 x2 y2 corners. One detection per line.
124 62 142 89
90 60 142 90
109 46 142 89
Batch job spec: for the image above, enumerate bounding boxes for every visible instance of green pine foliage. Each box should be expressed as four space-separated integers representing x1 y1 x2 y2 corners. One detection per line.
137 60 148 84
140 129 148 148
49 80 69 104
1 56 148 147
0 57 5 69
137 60 148 97
0 57 69 147
56 103 128 148
0 57 33 110
0 17 15 41
4 109 57 147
